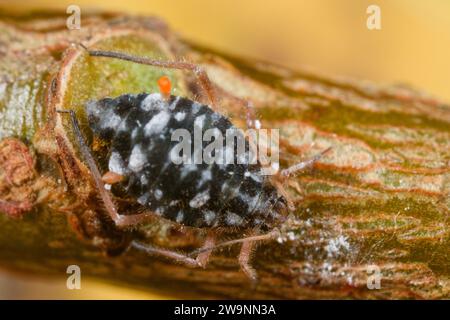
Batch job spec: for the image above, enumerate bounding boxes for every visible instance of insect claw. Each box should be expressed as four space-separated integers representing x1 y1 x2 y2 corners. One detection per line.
101 171 124 184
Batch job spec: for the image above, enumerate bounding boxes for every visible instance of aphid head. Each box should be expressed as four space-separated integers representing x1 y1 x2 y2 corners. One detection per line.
250 185 289 232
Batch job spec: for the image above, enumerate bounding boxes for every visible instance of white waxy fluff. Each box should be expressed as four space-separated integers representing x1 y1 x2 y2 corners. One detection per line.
137 193 149 205
169 96 180 110
189 189 210 208
248 171 262 183
204 210 216 225
109 151 128 175
144 110 170 136
191 102 201 114
174 112 186 122
237 151 250 164
128 144 146 172
154 189 163 200
176 211 184 223
101 110 122 129
141 93 165 111
194 114 206 129
180 163 197 179
197 169 212 187
140 174 148 185
225 145 235 164
226 212 243 226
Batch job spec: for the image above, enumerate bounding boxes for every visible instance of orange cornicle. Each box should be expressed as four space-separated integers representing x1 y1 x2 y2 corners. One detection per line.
158 75 171 99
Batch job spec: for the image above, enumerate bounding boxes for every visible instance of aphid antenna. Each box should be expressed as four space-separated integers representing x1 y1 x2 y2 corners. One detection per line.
74 43 218 108
56 110 121 219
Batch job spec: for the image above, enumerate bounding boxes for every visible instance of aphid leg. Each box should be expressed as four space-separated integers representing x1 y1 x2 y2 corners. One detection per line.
101 171 124 185
245 100 258 130
238 239 257 282
56 110 154 228
130 233 216 268
196 232 216 268
189 229 279 280
57 107 216 267
272 180 296 211
80 45 218 108
280 146 332 178
241 99 270 167
130 241 202 267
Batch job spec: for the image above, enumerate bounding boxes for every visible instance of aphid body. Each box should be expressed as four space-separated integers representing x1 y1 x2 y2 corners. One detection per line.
58 46 329 280
86 93 287 231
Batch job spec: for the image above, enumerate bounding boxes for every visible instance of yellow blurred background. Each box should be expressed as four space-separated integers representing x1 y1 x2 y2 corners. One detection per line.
4 0 449 101
0 0 449 299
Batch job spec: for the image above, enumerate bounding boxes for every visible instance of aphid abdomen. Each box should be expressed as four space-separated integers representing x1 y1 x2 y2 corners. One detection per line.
86 93 283 229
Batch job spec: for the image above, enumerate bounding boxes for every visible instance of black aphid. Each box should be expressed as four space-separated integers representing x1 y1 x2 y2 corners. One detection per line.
86 93 286 230
58 46 330 280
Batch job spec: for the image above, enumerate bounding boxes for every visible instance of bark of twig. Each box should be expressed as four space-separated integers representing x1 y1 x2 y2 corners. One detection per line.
0 10 449 299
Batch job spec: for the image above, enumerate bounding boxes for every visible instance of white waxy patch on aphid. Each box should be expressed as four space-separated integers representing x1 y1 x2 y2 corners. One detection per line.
137 193 149 205
144 110 170 136
169 96 180 110
154 189 163 200
101 111 122 129
131 127 139 139
271 162 280 172
85 100 101 117
128 144 146 172
238 191 259 209
254 120 261 129
211 112 221 122
237 151 250 164
221 181 230 192
244 171 251 177
226 212 243 226
180 163 197 179
204 210 216 225
248 171 263 183
194 114 206 129
117 116 130 132
141 93 165 111
104 184 111 190
191 102 201 114
109 151 128 175
140 175 148 185
174 112 186 122
176 211 184 223
225 145 235 164
169 200 180 206
197 169 212 187
189 189 210 208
